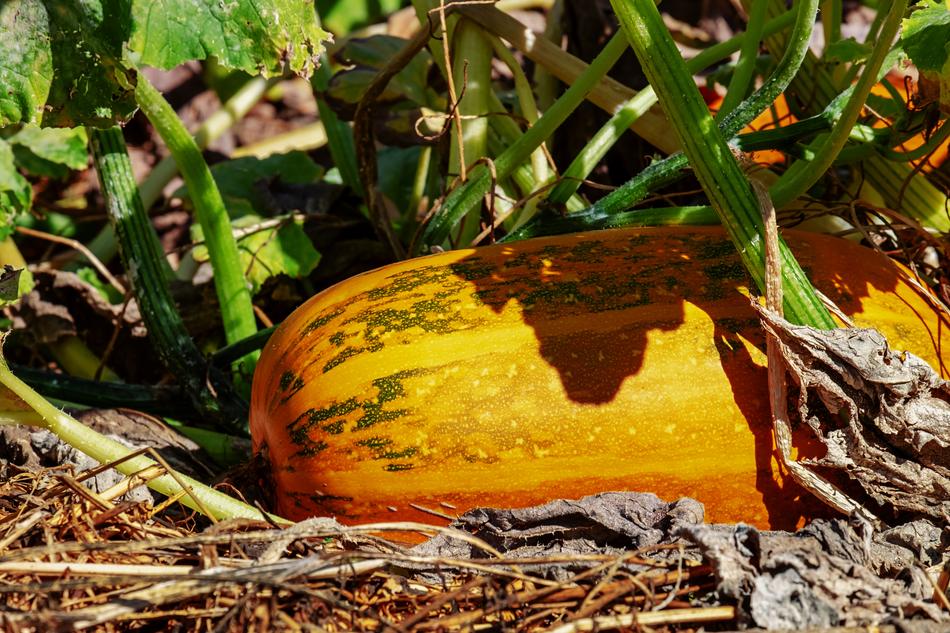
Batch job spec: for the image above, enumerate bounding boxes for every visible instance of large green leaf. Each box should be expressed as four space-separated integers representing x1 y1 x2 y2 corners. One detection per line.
0 0 330 127
128 0 329 78
0 1 136 128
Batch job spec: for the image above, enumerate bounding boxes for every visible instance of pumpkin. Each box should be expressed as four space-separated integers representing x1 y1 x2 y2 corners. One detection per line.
250 226 950 530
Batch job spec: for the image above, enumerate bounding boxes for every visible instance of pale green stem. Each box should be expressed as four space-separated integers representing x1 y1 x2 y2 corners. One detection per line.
610 0 834 328
771 0 907 208
0 347 284 523
545 5 797 207
134 75 258 355
86 76 277 267
717 0 769 118
418 32 628 250
489 35 549 184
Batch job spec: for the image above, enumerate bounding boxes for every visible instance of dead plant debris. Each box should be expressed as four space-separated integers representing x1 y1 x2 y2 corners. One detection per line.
0 459 946 632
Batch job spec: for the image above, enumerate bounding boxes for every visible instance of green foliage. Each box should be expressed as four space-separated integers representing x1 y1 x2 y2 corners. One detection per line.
77 267 124 304
325 36 436 113
181 152 325 294
0 125 88 237
317 0 405 35
902 0 950 110
0 0 330 128
188 151 325 216
191 216 321 295
128 0 329 78
0 1 137 128
824 37 873 64
0 266 30 309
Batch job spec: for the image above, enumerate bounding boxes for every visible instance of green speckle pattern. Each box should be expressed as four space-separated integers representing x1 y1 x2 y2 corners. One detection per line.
275 229 767 470
286 368 430 462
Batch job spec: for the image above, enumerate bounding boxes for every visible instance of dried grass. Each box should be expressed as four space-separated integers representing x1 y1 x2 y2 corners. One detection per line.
0 462 739 632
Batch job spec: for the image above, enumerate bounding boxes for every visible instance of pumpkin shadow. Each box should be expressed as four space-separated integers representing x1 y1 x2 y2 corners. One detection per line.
449 226 946 527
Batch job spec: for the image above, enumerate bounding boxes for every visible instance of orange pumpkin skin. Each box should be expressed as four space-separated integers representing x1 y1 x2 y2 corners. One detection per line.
250 226 950 530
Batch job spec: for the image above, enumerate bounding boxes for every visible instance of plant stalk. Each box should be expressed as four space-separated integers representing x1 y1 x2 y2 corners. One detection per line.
90 126 248 434
134 76 259 363
0 343 281 523
610 0 834 329
417 31 628 251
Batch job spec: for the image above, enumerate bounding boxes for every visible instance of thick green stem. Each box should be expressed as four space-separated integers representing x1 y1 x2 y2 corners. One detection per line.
11 363 193 417
546 5 795 207
417 32 628 251
90 126 247 434
563 0 818 221
134 76 258 356
83 76 276 268
0 345 281 523
610 0 834 329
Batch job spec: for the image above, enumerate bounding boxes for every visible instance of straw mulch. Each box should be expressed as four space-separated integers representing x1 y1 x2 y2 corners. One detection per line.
0 461 745 632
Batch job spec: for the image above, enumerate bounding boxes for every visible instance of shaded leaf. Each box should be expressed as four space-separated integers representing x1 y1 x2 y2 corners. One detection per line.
176 151 324 216
0 265 29 307
824 38 872 64
0 141 32 233
192 215 321 294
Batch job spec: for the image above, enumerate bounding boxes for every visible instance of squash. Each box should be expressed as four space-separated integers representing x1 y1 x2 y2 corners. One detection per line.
250 226 950 530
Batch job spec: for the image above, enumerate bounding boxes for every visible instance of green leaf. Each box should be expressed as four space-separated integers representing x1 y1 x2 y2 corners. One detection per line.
902 0 950 111
0 265 31 307
76 267 123 304
0 1 137 128
0 141 32 232
128 0 330 78
43 2 138 128
1 0 330 128
334 36 433 106
0 2 52 126
902 0 950 73
176 151 324 216
318 0 402 35
824 37 872 64
192 215 321 294
8 125 88 179
9 125 88 170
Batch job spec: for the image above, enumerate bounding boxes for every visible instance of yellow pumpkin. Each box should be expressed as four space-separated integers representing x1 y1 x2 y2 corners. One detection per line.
250 227 949 530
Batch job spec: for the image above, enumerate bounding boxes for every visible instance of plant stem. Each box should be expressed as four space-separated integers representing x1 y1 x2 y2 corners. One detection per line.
752 0 949 231
134 75 259 359
610 0 834 329
311 37 362 196
47 337 120 382
770 0 907 208
563 0 817 219
717 0 769 118
0 343 282 523
84 76 277 268
504 205 720 240
417 31 628 251
90 126 248 434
